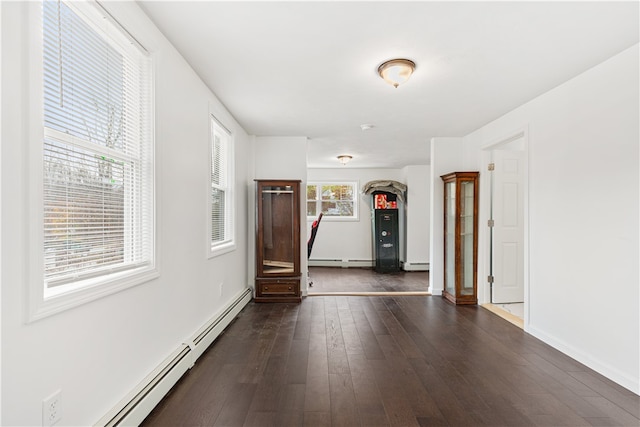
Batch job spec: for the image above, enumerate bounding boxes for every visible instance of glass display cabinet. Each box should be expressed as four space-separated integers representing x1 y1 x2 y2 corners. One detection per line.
441 172 479 304
255 180 301 302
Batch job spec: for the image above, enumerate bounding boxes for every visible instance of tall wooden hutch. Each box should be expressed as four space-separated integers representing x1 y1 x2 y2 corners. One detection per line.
254 180 302 302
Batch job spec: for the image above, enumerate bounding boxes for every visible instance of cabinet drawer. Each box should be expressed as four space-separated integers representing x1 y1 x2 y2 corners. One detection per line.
260 282 297 295
255 278 300 302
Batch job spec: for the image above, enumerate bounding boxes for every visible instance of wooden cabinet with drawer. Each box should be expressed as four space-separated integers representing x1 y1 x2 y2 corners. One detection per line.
255 180 302 303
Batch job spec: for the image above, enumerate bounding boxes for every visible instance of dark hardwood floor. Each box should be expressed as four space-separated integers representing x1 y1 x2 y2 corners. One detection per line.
143 272 639 426
308 267 428 293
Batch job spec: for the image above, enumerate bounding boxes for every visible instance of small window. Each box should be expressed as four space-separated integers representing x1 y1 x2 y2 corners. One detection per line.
208 116 235 256
307 182 358 220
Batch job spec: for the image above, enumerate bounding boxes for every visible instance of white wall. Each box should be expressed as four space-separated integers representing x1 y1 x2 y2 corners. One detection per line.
433 45 639 393
429 138 468 294
253 136 308 292
0 4 3 422
307 168 405 265
254 136 308 181
1 2 253 425
403 165 430 270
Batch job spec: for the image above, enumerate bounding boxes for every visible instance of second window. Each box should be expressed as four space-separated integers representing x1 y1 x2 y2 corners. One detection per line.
306 182 358 220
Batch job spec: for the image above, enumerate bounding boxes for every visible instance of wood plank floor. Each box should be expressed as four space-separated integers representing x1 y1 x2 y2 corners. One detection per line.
143 278 639 426
308 267 429 293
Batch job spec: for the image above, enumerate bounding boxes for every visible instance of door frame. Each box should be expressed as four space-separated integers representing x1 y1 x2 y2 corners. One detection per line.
479 126 530 330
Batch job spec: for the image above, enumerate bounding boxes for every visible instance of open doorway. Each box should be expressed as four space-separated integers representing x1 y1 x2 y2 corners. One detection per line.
481 129 528 327
307 210 430 295
305 175 430 295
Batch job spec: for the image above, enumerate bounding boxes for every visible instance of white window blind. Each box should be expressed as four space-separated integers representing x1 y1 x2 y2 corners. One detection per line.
42 0 153 289
210 117 234 252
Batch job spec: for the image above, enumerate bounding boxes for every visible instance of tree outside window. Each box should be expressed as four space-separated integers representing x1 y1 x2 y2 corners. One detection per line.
307 182 358 220
42 0 153 290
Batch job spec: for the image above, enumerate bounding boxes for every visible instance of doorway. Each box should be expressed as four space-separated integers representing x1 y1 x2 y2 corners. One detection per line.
305 179 430 296
482 129 528 326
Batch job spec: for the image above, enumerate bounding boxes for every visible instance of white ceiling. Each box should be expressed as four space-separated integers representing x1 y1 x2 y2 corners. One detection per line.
138 1 639 169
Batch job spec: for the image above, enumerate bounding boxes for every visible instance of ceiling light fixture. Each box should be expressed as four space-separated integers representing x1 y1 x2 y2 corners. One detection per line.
337 155 353 165
377 58 416 88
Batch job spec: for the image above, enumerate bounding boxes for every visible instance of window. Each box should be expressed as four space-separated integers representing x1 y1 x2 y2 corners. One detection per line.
208 116 234 256
39 0 154 306
307 182 358 220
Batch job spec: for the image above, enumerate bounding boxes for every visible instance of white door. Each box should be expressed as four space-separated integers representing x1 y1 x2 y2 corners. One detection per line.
490 147 525 303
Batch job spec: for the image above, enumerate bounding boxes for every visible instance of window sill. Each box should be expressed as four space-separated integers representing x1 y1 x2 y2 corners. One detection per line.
208 241 236 259
29 265 159 323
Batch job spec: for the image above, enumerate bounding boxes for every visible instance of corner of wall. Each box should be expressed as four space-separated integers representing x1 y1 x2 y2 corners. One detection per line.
429 138 464 294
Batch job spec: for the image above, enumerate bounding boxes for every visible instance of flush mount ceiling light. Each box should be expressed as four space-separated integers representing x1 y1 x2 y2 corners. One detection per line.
337 155 353 165
377 58 416 88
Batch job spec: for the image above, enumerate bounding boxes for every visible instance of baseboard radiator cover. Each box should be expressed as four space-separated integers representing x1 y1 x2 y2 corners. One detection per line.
403 262 430 271
96 288 253 427
309 259 374 268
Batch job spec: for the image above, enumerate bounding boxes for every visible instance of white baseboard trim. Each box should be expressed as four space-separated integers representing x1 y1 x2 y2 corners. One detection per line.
95 288 253 426
527 325 639 395
402 262 430 271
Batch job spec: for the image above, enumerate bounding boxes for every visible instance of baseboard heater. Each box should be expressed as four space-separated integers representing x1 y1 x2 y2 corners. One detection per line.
308 259 374 268
403 262 430 271
96 288 253 427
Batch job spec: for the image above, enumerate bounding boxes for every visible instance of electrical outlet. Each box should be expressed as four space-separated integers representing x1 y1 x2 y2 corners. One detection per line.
219 282 224 297
42 390 62 426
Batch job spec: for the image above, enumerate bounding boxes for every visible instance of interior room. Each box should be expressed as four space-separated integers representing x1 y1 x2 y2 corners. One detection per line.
1 1 638 425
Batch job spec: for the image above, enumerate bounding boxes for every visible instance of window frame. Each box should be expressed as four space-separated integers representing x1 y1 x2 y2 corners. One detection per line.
207 113 235 258
306 181 359 222
27 0 157 322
